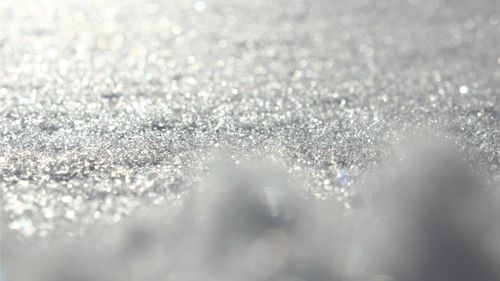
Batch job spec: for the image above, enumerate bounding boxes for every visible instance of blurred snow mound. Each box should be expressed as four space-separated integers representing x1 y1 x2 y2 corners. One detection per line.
4 143 500 281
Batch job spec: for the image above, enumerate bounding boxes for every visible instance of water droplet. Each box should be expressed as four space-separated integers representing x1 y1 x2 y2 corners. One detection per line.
194 1 206 12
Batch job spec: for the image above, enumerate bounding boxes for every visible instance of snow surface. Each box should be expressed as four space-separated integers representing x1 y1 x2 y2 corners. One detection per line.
1 0 500 280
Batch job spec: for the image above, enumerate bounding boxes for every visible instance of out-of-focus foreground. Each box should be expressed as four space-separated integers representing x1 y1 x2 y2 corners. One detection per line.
4 140 500 281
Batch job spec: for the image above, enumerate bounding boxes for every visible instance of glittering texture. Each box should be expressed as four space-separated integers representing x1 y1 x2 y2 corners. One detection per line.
1 0 500 240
